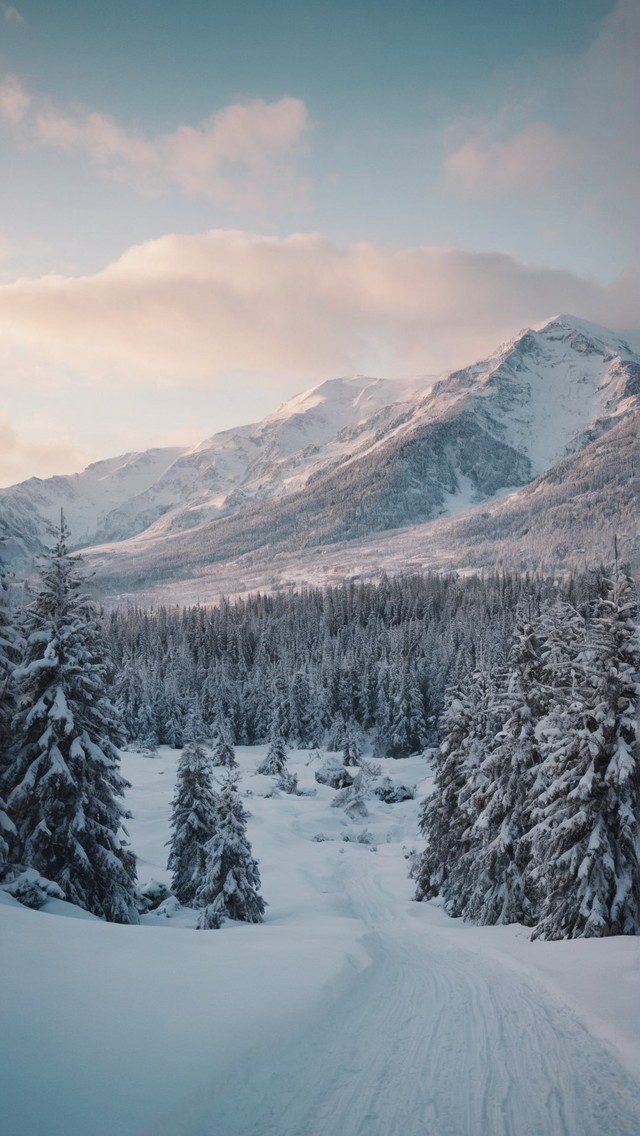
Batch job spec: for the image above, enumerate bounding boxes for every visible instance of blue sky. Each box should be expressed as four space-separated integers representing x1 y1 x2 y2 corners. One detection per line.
0 0 637 484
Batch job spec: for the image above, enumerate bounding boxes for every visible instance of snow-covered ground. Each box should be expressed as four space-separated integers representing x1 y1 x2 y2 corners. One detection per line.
1 745 639 1136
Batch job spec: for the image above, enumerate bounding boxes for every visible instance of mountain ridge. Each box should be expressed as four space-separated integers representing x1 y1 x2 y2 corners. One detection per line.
1 314 638 597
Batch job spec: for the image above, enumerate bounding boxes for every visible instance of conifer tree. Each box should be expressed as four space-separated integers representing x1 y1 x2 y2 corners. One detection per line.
341 716 362 767
196 770 265 928
531 570 640 939
6 516 138 922
413 667 501 911
0 543 19 876
257 727 288 776
212 718 238 768
257 691 289 776
167 708 218 906
459 607 547 926
290 670 318 748
114 658 145 744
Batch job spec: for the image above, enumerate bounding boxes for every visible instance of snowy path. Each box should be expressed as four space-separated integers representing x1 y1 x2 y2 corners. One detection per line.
205 851 640 1136
3 747 639 1136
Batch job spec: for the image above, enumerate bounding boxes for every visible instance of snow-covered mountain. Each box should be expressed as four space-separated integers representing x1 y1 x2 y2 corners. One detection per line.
1 315 638 596
0 373 429 568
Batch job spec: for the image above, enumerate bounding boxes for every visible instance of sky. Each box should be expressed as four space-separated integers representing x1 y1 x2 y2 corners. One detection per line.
0 0 638 486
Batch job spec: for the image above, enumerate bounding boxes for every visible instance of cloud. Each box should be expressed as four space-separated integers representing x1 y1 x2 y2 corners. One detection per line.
0 73 309 207
443 0 640 224
0 419 94 488
0 231 636 385
444 122 586 197
2 4 23 24
0 74 30 124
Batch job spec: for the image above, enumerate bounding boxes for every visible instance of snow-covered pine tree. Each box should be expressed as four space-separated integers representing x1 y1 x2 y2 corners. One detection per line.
454 604 547 927
290 670 318 748
196 770 265 929
377 664 427 758
212 718 238 768
0 540 19 877
257 695 289 776
114 657 145 744
531 569 640 939
341 716 362 767
257 727 287 776
413 666 501 911
167 706 219 906
6 515 138 922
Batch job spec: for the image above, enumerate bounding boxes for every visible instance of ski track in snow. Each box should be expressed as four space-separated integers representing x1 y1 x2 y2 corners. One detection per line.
4 746 639 1136
177 854 640 1136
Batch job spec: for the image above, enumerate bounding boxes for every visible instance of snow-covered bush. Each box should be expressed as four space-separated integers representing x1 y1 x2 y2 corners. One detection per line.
373 778 415 803
4 869 65 909
332 763 379 819
137 879 170 913
315 756 354 789
276 769 299 795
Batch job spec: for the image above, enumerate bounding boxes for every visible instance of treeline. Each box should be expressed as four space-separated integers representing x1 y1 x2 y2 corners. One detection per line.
413 569 640 939
105 571 599 757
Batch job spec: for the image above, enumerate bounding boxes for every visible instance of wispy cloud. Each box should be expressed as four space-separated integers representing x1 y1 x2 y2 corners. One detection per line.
1 4 24 25
442 0 640 231
0 74 30 124
0 231 636 385
445 122 586 197
0 74 309 208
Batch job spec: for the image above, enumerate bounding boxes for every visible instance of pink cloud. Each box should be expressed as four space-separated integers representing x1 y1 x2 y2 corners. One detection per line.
442 0 639 222
444 122 586 198
0 231 636 384
0 74 30 124
1 73 309 208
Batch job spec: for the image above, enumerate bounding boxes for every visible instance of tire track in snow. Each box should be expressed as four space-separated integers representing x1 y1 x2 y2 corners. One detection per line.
195 852 640 1136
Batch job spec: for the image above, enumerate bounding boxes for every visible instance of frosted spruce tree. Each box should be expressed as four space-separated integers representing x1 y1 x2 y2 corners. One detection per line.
0 543 20 877
6 516 138 922
341 716 362 767
167 708 219 906
196 770 265 929
458 606 547 927
212 718 238 768
531 571 640 939
414 666 502 912
257 728 287 775
290 670 319 748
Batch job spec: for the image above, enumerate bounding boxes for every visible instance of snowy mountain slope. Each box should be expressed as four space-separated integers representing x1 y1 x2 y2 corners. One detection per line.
0 374 429 568
83 411 637 609
100 374 432 541
77 315 640 600
2 744 639 1136
1 315 638 596
0 446 184 568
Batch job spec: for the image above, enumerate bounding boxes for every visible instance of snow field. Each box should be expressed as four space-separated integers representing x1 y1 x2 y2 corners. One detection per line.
1 744 639 1136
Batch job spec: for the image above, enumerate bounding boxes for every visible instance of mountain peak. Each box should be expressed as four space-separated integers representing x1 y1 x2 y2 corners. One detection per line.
532 313 635 354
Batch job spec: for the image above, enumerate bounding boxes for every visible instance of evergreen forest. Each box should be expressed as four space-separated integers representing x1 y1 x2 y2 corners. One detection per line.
1 527 639 941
